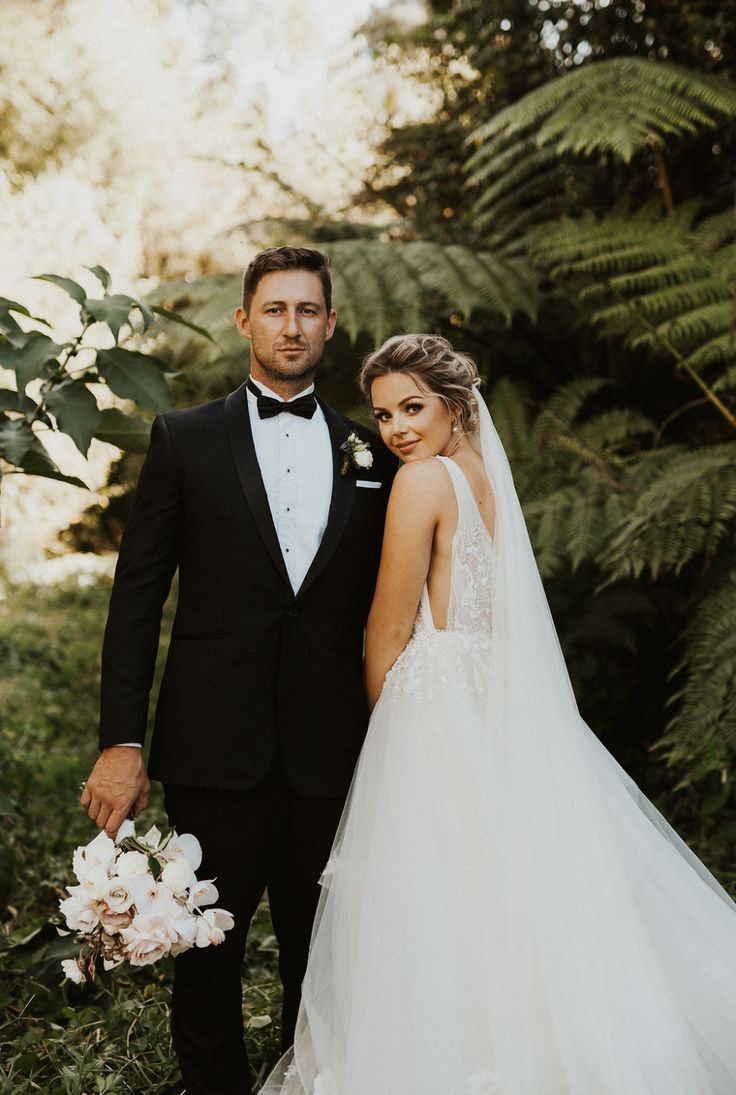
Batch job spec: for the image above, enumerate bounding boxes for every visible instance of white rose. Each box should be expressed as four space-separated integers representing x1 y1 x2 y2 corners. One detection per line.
100 878 135 913
82 830 117 872
60 888 100 933
121 914 176 966
61 958 85 984
186 879 219 910
354 449 373 469
115 851 150 881
161 858 197 895
195 907 235 948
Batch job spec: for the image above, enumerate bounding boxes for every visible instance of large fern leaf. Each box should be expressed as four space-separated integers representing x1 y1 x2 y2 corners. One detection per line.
601 445 736 581
657 569 736 775
467 58 736 166
529 203 736 377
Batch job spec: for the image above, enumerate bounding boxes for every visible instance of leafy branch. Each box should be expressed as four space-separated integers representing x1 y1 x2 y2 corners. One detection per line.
0 266 214 500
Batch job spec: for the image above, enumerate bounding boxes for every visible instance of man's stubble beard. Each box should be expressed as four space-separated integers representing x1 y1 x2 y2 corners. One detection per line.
250 335 326 385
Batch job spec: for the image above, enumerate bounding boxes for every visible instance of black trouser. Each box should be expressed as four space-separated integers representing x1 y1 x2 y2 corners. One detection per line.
164 757 346 1095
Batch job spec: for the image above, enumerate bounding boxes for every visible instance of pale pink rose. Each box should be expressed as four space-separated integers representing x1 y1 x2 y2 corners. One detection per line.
97 906 133 932
354 448 373 468
121 914 176 966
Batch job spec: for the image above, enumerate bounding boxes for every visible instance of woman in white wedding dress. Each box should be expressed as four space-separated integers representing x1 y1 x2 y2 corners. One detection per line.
262 334 736 1095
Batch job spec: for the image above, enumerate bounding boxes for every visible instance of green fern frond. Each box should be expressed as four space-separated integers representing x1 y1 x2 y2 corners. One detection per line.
487 377 532 463
657 570 736 771
529 203 736 376
602 445 736 580
531 376 609 444
466 59 736 167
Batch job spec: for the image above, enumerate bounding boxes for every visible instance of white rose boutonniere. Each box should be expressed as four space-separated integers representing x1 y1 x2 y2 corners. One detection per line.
339 432 373 477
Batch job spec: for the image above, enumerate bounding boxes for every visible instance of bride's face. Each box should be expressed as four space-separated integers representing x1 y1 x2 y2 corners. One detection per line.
370 371 454 462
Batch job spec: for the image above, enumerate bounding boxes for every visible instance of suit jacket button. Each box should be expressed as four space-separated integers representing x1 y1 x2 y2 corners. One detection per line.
288 609 298 619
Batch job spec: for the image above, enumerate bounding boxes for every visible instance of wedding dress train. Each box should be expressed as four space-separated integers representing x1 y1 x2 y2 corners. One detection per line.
261 393 736 1094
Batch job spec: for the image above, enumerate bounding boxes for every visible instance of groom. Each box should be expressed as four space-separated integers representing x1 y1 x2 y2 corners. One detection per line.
80 246 395 1094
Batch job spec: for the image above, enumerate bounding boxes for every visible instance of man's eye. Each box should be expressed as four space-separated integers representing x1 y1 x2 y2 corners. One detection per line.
300 308 317 315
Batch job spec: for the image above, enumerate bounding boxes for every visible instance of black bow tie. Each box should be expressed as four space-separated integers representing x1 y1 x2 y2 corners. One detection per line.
247 378 317 420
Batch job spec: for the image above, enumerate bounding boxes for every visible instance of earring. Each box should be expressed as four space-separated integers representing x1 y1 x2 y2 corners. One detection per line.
452 422 458 433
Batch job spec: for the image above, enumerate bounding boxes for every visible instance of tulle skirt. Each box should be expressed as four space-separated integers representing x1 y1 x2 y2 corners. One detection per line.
261 629 736 1095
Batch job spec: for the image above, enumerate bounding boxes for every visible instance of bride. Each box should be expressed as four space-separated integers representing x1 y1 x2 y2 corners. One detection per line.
262 334 736 1095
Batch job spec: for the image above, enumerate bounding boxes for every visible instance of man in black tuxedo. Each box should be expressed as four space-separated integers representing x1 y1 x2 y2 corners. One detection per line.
80 246 395 1094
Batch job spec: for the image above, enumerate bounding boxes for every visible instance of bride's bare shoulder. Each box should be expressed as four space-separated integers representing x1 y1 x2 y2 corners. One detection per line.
387 457 454 517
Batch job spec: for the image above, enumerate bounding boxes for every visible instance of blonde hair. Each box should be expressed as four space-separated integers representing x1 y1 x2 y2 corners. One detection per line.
359 334 481 432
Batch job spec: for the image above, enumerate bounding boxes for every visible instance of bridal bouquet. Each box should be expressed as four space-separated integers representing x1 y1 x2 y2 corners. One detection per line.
59 820 234 984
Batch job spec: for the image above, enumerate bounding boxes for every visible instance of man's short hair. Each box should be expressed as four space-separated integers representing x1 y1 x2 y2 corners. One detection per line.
242 246 333 314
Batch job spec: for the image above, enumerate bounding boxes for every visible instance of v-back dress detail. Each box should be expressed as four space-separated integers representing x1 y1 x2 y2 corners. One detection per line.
261 455 736 1095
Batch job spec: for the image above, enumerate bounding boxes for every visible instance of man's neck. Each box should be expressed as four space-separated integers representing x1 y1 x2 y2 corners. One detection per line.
249 370 316 402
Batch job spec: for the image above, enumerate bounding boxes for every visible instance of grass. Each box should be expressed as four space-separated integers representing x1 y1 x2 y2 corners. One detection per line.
0 576 283 1094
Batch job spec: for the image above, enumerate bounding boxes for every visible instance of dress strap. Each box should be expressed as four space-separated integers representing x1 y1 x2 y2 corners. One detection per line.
435 455 476 523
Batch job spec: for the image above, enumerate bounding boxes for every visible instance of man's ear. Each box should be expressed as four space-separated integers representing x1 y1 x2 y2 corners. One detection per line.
234 306 252 340
325 309 338 341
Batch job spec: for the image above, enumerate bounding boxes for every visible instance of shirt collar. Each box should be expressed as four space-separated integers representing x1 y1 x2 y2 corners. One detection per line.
247 375 316 404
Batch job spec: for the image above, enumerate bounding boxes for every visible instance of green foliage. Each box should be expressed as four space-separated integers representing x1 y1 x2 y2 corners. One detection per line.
0 268 213 492
468 58 736 165
529 203 736 381
659 570 736 779
0 579 284 1092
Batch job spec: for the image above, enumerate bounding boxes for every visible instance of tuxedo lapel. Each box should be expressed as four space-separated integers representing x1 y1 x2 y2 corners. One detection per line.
297 397 355 599
224 383 291 587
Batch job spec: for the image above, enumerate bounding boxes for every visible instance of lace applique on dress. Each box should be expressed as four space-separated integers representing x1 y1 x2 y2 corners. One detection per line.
384 456 494 703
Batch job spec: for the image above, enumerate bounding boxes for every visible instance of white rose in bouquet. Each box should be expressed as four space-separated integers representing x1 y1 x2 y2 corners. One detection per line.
59 820 233 983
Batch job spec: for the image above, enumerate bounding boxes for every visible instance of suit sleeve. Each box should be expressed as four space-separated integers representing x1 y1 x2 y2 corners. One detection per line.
99 415 182 749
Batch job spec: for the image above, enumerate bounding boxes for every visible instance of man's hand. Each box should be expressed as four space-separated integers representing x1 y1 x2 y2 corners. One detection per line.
80 747 151 839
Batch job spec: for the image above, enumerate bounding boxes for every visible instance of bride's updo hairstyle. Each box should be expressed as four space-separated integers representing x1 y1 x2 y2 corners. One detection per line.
359 334 481 434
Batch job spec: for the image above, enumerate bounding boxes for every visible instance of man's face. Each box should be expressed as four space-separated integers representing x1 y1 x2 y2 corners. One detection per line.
235 269 337 386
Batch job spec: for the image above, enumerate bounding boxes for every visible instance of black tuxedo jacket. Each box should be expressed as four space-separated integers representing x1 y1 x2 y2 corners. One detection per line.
99 382 396 797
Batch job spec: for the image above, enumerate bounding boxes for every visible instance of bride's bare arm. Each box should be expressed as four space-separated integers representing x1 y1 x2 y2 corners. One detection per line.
365 460 448 710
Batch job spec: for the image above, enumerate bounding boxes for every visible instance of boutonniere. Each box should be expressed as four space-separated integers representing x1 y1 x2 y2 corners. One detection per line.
339 432 374 476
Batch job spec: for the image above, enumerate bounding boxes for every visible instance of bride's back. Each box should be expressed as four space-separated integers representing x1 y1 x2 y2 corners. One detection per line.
425 450 495 632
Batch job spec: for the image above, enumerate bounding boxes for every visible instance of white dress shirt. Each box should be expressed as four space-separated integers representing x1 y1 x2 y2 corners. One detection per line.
118 377 334 748
246 376 333 592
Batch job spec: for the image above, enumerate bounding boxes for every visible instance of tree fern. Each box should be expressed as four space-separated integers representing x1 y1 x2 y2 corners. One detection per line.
657 569 736 777
148 240 540 387
466 58 736 167
602 445 736 581
529 203 736 381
